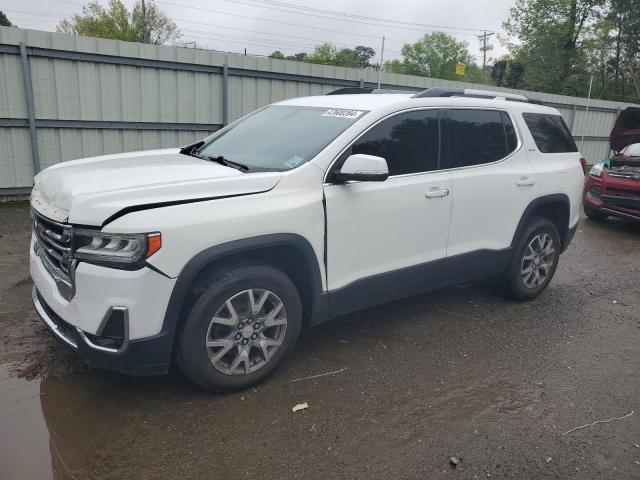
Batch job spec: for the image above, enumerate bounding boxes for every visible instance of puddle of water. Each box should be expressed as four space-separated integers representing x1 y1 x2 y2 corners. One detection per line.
0 364 52 480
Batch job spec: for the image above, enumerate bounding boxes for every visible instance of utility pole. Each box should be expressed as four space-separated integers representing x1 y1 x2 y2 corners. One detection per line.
141 0 148 43
377 36 385 89
580 74 594 151
478 31 494 85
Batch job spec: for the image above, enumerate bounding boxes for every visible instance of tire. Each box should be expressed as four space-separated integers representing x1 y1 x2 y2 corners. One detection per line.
584 204 608 221
504 217 561 301
177 264 302 392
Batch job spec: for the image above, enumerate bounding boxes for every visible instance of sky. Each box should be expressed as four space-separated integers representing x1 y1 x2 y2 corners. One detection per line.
1 0 515 65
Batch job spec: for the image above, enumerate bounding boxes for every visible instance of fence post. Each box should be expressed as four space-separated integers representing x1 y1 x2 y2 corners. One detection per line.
19 42 40 175
569 103 577 133
359 79 364 89
222 64 229 126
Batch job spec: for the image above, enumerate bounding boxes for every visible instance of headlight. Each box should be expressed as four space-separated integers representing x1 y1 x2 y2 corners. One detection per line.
73 229 161 269
589 163 604 177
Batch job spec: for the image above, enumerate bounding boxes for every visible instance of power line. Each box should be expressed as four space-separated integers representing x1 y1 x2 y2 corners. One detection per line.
223 0 490 33
182 29 324 51
2 2 405 57
157 0 485 38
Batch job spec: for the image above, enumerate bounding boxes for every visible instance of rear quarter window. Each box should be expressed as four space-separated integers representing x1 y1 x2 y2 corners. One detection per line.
522 113 578 153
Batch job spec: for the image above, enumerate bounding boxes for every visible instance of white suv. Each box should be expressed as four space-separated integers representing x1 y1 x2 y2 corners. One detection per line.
29 87 584 390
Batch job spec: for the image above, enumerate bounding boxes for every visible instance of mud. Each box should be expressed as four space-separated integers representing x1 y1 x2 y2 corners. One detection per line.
1 201 639 479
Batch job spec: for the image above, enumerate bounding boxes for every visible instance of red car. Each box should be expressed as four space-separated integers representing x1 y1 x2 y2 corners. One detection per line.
583 107 640 222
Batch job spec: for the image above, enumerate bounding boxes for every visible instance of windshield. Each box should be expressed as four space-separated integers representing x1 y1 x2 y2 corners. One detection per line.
197 105 366 172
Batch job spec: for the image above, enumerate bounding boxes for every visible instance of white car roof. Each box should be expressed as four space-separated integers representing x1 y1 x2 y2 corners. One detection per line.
276 93 559 116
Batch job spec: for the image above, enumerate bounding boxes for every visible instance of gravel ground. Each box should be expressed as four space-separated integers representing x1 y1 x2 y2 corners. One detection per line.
1 201 639 480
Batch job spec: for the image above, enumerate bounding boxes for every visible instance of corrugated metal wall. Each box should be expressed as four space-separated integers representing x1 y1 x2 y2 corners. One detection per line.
1 26 638 192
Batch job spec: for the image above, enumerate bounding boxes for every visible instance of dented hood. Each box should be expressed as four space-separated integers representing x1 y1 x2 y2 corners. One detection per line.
31 148 282 226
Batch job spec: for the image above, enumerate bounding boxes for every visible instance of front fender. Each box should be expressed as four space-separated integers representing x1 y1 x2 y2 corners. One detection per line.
159 233 327 356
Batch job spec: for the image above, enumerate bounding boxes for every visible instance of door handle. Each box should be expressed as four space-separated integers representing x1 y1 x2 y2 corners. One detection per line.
516 177 535 187
425 188 450 198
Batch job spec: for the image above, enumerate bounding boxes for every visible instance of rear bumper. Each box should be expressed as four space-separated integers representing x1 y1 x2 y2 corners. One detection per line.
33 287 172 375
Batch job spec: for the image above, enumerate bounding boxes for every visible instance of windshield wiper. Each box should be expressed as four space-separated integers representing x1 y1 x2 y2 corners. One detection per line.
199 154 249 172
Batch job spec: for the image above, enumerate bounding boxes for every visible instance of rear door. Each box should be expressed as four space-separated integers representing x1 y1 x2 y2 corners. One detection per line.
444 108 539 267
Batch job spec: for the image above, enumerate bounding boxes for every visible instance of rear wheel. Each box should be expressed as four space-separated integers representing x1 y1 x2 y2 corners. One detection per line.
177 264 302 391
504 217 560 300
584 204 608 221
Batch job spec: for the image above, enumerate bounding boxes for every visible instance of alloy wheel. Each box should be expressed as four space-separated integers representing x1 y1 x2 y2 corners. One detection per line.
520 233 556 289
205 289 287 375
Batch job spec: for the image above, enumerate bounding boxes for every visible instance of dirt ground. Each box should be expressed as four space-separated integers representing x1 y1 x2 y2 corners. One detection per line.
1 200 639 480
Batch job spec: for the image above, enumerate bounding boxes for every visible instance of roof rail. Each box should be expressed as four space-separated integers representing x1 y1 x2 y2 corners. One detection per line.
326 87 414 95
412 87 529 102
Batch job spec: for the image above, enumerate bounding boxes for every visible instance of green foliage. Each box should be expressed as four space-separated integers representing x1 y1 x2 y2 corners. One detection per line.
385 33 473 80
281 43 375 68
0 10 13 27
307 43 337 65
269 51 285 60
503 61 526 89
504 0 604 96
353 46 376 68
57 0 181 45
503 0 640 101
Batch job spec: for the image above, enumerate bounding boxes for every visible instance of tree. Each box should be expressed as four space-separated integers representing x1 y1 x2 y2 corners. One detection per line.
353 46 376 68
491 60 508 86
57 0 181 45
608 0 640 99
0 10 14 26
386 33 473 80
503 61 526 88
504 0 604 95
307 43 337 65
271 44 375 68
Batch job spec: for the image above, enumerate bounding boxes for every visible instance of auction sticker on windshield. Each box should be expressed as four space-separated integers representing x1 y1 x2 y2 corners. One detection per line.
322 109 365 119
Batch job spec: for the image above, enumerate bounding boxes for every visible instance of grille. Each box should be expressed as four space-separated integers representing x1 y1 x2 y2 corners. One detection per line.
606 188 640 199
31 209 75 300
588 186 602 199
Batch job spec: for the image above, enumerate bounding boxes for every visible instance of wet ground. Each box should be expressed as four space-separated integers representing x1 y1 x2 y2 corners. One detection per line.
1 201 639 479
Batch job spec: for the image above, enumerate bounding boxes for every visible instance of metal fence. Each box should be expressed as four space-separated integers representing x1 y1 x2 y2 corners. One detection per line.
1 26 639 194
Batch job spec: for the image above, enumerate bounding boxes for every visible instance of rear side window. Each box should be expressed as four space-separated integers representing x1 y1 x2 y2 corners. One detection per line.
350 109 440 176
446 109 517 168
522 113 578 153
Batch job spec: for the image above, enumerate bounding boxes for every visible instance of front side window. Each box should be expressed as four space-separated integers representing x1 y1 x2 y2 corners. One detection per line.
198 105 366 172
349 109 440 176
446 109 516 168
522 113 578 153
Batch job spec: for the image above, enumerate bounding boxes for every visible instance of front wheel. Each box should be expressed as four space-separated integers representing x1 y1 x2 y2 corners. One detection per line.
177 264 302 391
504 217 561 301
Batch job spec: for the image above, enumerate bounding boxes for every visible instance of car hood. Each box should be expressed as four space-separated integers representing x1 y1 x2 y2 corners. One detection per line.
610 107 640 153
31 148 282 226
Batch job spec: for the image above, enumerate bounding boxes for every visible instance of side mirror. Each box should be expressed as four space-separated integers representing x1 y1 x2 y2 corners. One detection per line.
333 154 389 183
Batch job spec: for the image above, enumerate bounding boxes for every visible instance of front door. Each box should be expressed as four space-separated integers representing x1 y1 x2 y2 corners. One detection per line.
323 109 453 315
